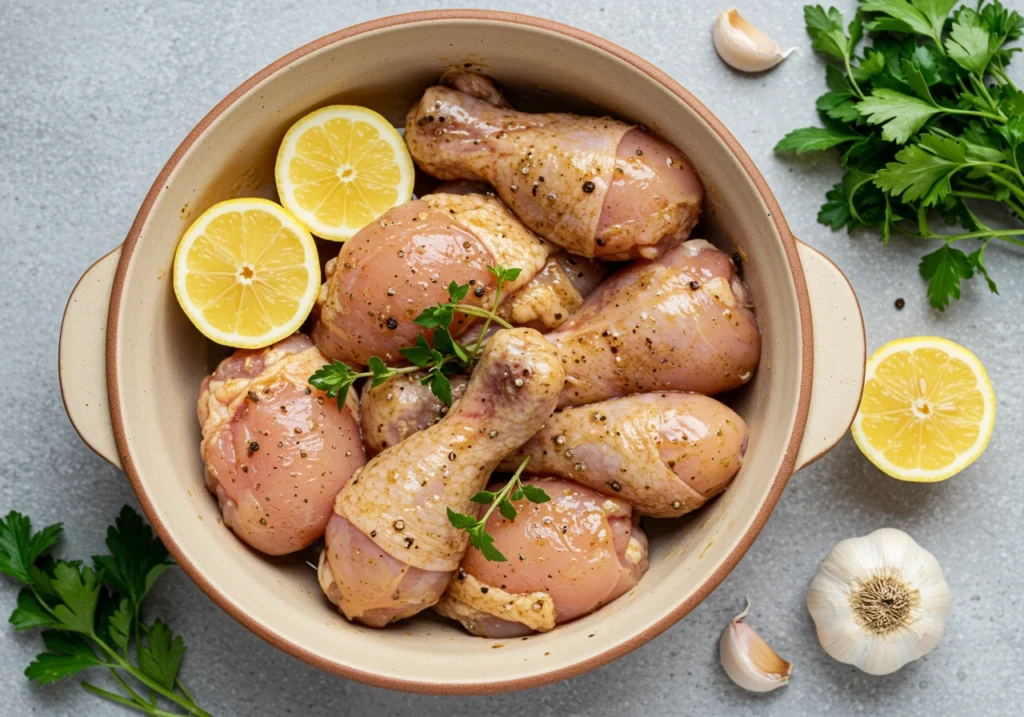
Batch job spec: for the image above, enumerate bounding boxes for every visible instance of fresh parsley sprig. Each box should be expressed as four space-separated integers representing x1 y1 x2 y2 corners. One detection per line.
0 508 212 716
445 457 549 562
777 1 1024 309
309 265 521 407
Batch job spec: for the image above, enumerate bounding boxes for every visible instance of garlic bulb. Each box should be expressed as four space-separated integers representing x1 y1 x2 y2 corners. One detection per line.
719 600 792 692
807 528 950 676
713 9 794 73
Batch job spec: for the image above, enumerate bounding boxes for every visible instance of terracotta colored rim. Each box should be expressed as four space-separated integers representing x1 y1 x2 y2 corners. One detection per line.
106 10 813 695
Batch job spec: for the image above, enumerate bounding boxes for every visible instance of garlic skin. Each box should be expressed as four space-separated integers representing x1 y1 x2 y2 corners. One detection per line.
807 528 950 676
713 9 794 73
719 600 792 692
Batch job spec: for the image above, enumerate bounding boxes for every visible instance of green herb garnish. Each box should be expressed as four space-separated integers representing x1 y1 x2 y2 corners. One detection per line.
0 507 211 716
777 0 1024 309
446 457 548 562
309 265 521 407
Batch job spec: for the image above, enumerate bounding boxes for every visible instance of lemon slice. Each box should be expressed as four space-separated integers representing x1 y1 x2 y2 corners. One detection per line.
852 336 995 482
173 198 320 349
275 105 414 241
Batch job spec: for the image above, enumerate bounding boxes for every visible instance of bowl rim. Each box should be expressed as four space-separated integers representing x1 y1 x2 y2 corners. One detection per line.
104 9 814 695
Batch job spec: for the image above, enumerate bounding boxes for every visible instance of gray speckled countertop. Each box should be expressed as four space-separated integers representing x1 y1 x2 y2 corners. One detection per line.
1 1 1021 715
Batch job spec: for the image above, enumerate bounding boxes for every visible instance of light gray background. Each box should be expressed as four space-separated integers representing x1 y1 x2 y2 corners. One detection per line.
1 0 1021 715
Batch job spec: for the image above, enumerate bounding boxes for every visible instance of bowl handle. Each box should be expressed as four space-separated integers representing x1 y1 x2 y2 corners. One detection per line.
793 240 866 470
59 247 123 469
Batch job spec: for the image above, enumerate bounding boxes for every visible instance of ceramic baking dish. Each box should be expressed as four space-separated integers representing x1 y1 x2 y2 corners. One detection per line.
59 10 864 695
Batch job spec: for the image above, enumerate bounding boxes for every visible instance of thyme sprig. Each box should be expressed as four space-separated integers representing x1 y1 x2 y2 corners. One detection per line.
309 265 521 407
446 457 549 562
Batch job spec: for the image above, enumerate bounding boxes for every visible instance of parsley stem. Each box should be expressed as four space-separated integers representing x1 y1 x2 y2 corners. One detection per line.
844 54 865 101
992 64 1018 92
969 74 1006 121
454 305 514 330
107 665 150 710
81 682 162 716
95 638 213 717
175 677 196 703
942 106 1007 123
986 172 1024 203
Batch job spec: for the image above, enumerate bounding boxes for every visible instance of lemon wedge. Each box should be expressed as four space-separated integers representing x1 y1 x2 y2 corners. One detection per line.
852 336 995 482
275 105 414 241
173 198 320 349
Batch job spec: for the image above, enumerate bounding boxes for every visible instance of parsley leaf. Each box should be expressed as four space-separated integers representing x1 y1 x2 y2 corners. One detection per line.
107 598 133 651
968 246 999 294
874 134 967 205
10 589 59 631
946 7 1000 74
817 91 862 122
0 512 62 584
775 126 863 153
25 631 104 686
92 505 172 608
857 89 941 143
804 5 855 60
138 620 187 691
919 244 974 309
861 0 948 46
49 562 101 635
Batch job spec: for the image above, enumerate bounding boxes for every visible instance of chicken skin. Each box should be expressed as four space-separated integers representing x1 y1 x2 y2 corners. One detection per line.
498 251 608 331
405 71 704 260
501 393 747 518
359 372 470 456
319 328 565 627
198 335 366 555
549 239 760 407
435 478 648 637
312 193 549 366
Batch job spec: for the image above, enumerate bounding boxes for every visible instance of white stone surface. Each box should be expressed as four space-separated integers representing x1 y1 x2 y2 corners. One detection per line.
1 1 1020 715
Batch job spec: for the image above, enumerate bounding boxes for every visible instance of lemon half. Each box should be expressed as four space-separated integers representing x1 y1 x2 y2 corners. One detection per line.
852 336 996 482
173 198 320 349
275 105 414 241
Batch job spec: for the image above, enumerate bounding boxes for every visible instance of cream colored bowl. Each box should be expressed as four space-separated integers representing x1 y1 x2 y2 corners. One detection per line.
59 11 865 694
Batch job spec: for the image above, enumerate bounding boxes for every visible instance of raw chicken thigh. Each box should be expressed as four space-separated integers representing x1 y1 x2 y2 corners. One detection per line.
197 334 366 555
312 193 549 366
435 478 648 637
319 328 565 627
405 71 704 260
501 393 747 517
359 372 470 456
549 239 761 407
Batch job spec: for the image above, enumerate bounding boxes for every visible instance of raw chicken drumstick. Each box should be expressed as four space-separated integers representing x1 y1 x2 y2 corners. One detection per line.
312 193 549 366
500 393 748 518
549 239 761 407
435 478 648 637
197 334 366 555
318 328 565 627
405 70 704 260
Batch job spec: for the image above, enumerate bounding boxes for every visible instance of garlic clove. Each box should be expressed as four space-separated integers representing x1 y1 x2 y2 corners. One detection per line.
719 600 792 692
713 8 794 73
